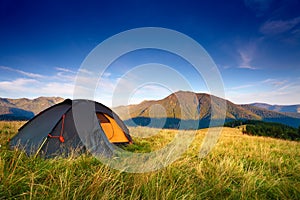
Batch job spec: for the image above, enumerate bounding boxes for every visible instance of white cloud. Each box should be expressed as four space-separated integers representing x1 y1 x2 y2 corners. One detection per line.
0 78 38 90
41 82 74 97
0 78 75 98
55 67 76 74
0 66 45 78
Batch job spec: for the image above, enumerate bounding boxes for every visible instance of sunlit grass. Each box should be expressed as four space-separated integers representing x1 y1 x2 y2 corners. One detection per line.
0 121 299 199
0 121 25 150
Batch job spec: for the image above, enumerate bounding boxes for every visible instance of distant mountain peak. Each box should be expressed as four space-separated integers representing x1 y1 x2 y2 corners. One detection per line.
114 91 300 128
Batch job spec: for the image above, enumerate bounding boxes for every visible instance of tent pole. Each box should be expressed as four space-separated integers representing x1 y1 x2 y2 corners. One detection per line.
34 136 48 158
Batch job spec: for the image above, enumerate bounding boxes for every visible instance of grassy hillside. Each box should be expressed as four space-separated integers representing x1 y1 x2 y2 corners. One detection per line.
0 121 300 199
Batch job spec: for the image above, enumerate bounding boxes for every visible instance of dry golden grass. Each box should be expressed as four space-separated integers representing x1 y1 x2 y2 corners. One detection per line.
0 122 299 199
0 121 25 149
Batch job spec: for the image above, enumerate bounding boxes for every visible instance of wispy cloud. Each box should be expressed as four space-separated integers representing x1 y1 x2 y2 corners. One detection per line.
0 66 77 98
0 66 121 104
237 42 258 70
218 64 232 69
260 17 300 35
238 51 257 69
261 78 288 87
55 67 76 74
0 66 45 78
78 68 93 75
102 72 111 77
0 65 78 82
227 78 300 104
230 84 255 90
54 67 77 82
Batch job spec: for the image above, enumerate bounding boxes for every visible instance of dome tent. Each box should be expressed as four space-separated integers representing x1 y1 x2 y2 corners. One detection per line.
9 99 132 158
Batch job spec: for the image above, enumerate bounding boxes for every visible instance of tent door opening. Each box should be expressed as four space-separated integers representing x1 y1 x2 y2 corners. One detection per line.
96 112 130 143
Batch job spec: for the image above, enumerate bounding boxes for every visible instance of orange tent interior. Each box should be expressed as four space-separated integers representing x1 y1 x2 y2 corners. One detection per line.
96 113 130 143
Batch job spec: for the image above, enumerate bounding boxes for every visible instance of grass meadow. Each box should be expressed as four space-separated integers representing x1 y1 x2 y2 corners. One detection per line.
0 121 299 199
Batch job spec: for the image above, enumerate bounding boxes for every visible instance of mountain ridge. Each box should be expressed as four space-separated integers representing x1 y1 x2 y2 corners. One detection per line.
113 91 300 128
0 97 64 120
250 103 300 113
1 92 300 128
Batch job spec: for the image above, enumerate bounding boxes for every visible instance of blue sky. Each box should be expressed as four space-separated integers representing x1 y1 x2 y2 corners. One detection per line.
0 0 300 106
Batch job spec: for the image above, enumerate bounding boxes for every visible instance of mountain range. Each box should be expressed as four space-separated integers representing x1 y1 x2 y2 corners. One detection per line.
0 92 299 128
0 97 64 120
250 103 300 114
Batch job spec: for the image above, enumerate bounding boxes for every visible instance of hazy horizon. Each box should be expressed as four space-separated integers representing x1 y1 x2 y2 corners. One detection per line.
1 90 299 107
